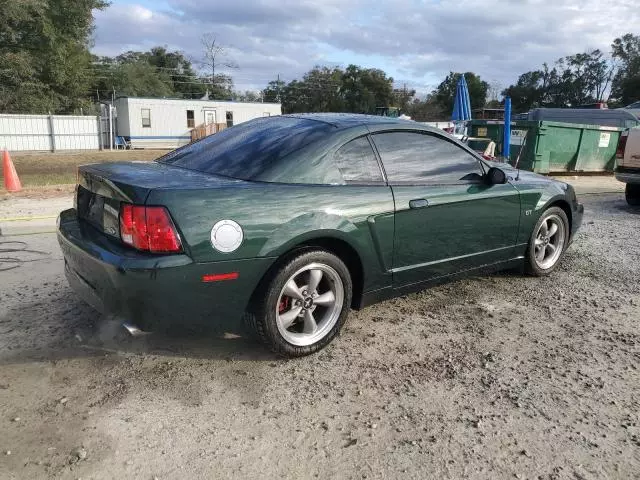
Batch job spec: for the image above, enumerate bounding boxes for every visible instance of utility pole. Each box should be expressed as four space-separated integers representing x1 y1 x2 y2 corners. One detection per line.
276 74 281 103
108 103 113 151
211 60 216 95
109 86 115 151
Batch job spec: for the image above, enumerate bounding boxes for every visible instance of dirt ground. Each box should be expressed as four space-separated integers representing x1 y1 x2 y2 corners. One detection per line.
1 150 165 188
0 193 639 480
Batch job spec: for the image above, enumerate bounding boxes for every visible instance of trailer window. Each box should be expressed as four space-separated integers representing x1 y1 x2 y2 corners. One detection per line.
141 109 151 128
186 110 195 128
226 111 233 128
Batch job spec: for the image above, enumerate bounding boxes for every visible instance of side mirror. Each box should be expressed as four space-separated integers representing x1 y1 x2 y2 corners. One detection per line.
486 167 507 185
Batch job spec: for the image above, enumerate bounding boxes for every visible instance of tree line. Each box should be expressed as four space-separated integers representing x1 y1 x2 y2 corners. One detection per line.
0 1 638 118
503 38 640 112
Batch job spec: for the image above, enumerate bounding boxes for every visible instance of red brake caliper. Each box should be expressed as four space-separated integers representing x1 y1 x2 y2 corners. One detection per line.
278 296 290 314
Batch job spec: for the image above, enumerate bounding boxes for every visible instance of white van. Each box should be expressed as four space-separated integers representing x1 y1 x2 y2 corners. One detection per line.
615 127 640 205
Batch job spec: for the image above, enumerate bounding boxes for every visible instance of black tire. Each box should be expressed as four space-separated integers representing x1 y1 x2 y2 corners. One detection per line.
249 249 352 357
626 184 640 206
524 206 570 277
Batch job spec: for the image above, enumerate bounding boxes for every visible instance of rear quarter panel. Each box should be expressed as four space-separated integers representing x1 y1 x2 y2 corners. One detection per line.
146 184 396 292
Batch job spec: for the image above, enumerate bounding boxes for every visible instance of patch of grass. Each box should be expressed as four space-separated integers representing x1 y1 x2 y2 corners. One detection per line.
1 149 168 187
14 173 78 186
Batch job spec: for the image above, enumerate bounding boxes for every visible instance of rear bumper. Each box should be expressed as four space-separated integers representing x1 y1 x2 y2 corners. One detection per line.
65 261 105 314
615 167 640 184
57 209 274 333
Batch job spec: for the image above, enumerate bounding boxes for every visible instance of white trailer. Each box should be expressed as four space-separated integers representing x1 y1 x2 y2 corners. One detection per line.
114 97 281 149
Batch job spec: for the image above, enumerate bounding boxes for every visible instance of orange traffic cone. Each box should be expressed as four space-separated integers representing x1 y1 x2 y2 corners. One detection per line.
2 150 22 192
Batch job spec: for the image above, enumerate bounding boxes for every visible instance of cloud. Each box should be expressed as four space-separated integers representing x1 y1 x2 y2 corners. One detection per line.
170 0 348 27
93 0 640 92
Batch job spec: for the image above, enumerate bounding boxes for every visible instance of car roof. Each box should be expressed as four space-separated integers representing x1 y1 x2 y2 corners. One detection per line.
284 112 415 129
159 112 484 185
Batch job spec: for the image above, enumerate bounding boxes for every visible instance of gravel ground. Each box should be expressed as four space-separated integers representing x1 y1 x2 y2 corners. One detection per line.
0 193 638 480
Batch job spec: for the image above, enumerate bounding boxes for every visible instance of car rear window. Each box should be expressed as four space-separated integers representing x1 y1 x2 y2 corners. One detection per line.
158 116 334 181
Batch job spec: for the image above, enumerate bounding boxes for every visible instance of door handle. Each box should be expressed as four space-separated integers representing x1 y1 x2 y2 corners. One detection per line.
409 198 429 209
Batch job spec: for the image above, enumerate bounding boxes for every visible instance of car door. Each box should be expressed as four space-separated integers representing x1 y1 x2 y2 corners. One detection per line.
370 129 521 287
331 135 395 291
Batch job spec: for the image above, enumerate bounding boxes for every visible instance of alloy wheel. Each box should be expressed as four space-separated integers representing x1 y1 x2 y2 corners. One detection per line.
534 213 566 270
275 262 344 347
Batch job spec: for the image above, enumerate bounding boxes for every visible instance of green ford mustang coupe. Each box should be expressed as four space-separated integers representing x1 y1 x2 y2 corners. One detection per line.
58 113 584 356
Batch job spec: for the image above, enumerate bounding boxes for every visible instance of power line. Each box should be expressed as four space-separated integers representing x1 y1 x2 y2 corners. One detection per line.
88 79 346 92
88 65 346 83
87 70 342 85
87 65 285 81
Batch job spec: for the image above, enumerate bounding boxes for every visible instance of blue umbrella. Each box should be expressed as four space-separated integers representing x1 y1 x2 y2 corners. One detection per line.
451 74 472 122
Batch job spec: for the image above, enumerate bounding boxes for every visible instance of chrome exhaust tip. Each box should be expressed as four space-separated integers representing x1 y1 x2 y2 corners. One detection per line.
121 322 151 337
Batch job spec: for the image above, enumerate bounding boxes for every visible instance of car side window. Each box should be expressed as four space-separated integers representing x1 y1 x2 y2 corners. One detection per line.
333 136 384 184
372 131 484 185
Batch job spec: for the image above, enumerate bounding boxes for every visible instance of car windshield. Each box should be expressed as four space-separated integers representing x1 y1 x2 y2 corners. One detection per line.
157 116 333 181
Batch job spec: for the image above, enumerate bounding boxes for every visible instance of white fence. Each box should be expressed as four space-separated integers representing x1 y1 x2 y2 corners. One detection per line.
0 114 102 151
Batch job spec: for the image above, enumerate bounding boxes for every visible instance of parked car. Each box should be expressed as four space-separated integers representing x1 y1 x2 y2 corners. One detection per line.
615 127 640 205
57 114 584 357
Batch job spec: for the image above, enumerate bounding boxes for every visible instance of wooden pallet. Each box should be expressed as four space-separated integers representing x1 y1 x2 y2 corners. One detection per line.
190 122 227 142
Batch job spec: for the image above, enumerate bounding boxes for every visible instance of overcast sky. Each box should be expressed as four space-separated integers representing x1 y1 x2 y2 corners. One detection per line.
93 0 639 95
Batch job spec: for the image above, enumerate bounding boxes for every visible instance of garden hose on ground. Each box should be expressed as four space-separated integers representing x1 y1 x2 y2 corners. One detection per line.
0 241 49 272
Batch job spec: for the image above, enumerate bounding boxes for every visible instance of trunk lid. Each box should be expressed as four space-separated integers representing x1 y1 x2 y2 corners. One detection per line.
76 161 246 240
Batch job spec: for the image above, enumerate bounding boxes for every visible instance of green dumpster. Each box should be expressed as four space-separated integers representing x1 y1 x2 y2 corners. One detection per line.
468 119 622 173
469 120 503 141
468 120 504 152
509 121 623 173
467 137 492 152
506 121 538 166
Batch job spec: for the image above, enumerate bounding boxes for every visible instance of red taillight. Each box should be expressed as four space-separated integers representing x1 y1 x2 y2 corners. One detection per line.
617 131 628 159
119 204 182 253
145 206 182 253
120 204 149 250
